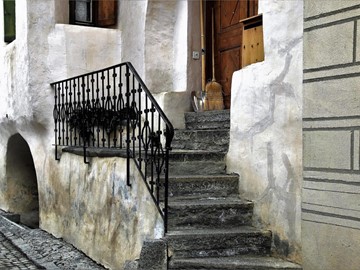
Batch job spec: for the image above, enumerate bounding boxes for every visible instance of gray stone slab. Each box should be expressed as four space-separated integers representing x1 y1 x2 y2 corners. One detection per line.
172 129 230 152
166 228 271 259
185 110 230 130
168 198 253 230
138 239 167 270
124 260 139 270
169 255 302 270
170 150 226 162
169 161 226 176
169 150 227 176
168 175 238 198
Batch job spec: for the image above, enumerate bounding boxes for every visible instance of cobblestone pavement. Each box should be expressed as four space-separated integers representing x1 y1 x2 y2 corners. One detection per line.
0 231 40 269
0 214 106 270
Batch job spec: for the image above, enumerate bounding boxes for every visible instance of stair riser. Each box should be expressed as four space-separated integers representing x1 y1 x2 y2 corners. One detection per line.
168 204 253 229
170 152 226 162
172 130 229 152
169 177 238 198
185 121 230 130
185 111 230 130
167 232 271 258
169 264 301 270
170 161 226 175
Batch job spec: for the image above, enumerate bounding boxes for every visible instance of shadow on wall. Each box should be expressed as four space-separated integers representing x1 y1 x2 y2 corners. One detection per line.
5 134 39 228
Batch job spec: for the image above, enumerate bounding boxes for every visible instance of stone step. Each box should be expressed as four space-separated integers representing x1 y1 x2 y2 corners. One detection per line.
169 256 302 270
172 129 229 152
168 198 253 230
169 150 226 175
168 175 238 198
185 110 230 130
166 227 271 259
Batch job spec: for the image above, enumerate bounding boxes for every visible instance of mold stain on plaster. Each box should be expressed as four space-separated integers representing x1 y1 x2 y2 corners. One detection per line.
253 142 301 262
234 54 295 143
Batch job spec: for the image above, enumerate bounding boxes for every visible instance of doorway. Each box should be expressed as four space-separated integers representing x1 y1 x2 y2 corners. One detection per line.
6 134 39 228
205 0 258 109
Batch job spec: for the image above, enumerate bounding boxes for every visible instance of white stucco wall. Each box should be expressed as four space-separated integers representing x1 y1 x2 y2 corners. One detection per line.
0 0 188 269
1 0 306 267
227 0 303 262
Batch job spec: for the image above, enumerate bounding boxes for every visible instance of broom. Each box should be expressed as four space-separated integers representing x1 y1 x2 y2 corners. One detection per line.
199 0 207 111
205 7 224 111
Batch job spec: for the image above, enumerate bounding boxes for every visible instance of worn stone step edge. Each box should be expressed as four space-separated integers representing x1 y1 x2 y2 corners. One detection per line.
171 143 229 152
166 227 272 258
168 199 253 229
169 162 226 176
169 149 226 160
184 110 230 130
174 129 230 137
172 129 229 151
168 174 238 198
168 197 252 208
166 227 271 240
184 110 230 120
169 255 302 270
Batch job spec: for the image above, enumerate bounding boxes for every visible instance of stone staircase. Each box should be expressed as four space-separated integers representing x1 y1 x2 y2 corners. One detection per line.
165 110 301 270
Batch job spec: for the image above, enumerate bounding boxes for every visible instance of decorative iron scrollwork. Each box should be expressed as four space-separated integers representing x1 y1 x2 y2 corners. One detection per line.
51 62 174 232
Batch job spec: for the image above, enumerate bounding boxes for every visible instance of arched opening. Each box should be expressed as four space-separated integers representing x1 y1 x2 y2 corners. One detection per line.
6 134 39 228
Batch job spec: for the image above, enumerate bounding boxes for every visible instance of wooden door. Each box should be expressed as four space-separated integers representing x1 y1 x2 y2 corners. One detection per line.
208 0 258 109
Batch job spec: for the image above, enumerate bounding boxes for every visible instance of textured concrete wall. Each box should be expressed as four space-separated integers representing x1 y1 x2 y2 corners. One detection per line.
0 1 186 269
227 0 303 262
303 2 360 270
42 154 163 269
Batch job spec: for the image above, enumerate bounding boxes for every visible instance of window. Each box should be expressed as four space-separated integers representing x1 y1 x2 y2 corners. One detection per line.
3 0 16 43
69 0 117 27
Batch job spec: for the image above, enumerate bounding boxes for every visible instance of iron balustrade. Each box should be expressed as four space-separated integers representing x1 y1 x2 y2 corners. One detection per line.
51 62 174 232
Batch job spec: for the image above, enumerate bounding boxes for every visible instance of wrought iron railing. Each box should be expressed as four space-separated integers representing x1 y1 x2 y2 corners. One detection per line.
51 62 174 232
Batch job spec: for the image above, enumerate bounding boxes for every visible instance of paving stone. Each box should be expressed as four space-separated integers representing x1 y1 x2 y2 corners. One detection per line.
0 230 41 269
0 213 105 270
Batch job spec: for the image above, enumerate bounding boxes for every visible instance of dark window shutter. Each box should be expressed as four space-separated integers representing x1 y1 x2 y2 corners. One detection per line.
69 0 117 27
4 0 16 43
95 0 117 27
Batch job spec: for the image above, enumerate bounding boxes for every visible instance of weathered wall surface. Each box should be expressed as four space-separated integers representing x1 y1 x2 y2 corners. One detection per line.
42 154 163 269
0 0 185 269
226 0 303 262
303 2 360 270
144 0 192 129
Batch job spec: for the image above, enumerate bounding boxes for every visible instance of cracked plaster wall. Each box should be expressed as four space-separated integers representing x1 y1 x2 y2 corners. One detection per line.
226 0 303 263
42 154 163 270
0 0 176 269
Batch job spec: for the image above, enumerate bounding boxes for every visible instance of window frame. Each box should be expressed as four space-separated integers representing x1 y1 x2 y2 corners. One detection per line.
69 0 117 27
3 0 16 43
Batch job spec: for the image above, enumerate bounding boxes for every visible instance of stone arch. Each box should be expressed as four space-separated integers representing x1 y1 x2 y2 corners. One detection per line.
6 133 39 228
